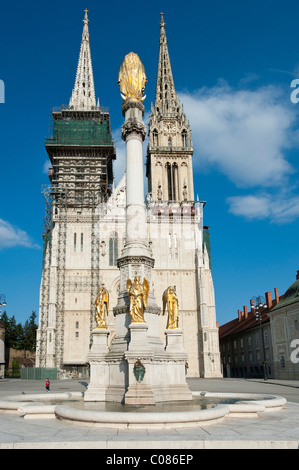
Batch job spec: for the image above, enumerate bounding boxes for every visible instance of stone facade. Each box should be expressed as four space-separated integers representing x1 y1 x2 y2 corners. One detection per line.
269 271 299 379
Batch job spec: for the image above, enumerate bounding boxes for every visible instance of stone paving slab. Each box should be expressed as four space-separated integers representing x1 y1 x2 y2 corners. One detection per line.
0 378 299 449
0 403 299 449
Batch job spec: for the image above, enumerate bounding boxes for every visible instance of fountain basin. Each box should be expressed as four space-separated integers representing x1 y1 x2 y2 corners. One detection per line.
0 390 287 427
55 403 229 429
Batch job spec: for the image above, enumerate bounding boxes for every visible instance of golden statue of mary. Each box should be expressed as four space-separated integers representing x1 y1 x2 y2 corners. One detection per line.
118 52 147 102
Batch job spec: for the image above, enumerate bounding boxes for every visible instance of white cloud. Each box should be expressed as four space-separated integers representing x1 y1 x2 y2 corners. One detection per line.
43 160 51 174
0 219 40 250
227 193 299 224
227 194 271 220
179 84 297 188
112 129 126 186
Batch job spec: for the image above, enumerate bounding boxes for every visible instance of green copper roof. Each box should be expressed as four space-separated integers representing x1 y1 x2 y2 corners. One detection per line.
46 118 113 147
271 278 299 311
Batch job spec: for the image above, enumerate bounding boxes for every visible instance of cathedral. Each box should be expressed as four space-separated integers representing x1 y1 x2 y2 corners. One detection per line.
36 11 222 378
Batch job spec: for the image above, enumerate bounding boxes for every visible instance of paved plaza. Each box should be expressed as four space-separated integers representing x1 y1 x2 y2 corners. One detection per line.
0 377 299 449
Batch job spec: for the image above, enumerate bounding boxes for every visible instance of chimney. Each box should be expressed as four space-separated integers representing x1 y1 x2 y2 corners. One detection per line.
250 299 255 315
243 305 248 319
296 270 299 281
238 310 242 322
216 321 219 329
265 292 272 309
274 288 279 303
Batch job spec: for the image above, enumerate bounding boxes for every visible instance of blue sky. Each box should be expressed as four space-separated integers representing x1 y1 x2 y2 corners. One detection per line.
1 0 299 327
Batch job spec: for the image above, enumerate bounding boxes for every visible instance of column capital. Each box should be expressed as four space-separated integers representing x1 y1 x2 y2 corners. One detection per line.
122 98 145 116
121 118 147 141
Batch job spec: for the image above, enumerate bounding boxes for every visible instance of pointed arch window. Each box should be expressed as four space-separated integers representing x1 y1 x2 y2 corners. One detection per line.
109 232 118 266
182 130 188 147
153 129 158 146
166 162 178 201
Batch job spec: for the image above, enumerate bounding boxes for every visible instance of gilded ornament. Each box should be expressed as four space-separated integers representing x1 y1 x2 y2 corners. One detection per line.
162 286 179 329
127 276 149 323
118 52 147 102
94 286 109 329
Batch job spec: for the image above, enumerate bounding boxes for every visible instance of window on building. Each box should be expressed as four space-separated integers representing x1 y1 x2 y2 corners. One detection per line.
182 130 188 147
280 356 285 368
109 233 118 266
256 351 261 362
166 162 178 201
81 233 83 252
264 330 268 343
74 233 77 252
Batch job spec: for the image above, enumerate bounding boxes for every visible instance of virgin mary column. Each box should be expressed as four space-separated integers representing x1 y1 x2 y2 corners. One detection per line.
105 52 192 404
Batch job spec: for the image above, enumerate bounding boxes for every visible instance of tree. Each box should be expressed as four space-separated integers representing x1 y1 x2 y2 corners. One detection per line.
1 310 38 351
23 311 38 351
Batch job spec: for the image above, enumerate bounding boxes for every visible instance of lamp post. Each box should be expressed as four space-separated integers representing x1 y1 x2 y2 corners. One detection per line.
252 295 267 381
0 295 7 317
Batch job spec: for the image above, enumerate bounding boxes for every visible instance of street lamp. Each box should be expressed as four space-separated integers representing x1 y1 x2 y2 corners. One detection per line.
0 294 7 307
252 295 267 381
0 294 7 317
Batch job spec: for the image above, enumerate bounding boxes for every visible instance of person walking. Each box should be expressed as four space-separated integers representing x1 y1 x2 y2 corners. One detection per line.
45 378 50 392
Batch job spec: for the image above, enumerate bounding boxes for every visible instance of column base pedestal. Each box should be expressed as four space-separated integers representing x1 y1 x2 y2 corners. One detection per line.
84 329 109 402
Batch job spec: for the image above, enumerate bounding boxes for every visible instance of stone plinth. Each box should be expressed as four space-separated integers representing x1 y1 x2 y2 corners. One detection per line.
124 323 155 405
164 329 185 353
84 329 109 402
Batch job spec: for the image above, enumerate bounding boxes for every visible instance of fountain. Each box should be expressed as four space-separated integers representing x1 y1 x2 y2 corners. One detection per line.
0 53 287 429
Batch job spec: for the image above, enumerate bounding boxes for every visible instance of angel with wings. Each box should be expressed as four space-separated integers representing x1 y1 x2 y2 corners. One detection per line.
126 276 149 323
162 286 179 330
94 286 109 329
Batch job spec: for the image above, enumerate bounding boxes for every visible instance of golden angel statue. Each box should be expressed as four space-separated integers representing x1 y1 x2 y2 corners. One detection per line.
94 286 109 329
162 286 179 329
126 276 149 323
118 52 147 102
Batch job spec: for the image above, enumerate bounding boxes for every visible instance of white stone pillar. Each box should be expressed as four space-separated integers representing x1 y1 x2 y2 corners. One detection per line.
121 100 148 251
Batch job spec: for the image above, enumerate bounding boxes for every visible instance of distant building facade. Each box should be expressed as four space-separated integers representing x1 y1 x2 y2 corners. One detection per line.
269 271 299 379
219 290 280 379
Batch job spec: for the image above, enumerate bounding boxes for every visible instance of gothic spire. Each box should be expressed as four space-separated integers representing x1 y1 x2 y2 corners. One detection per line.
69 10 97 110
155 12 180 114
